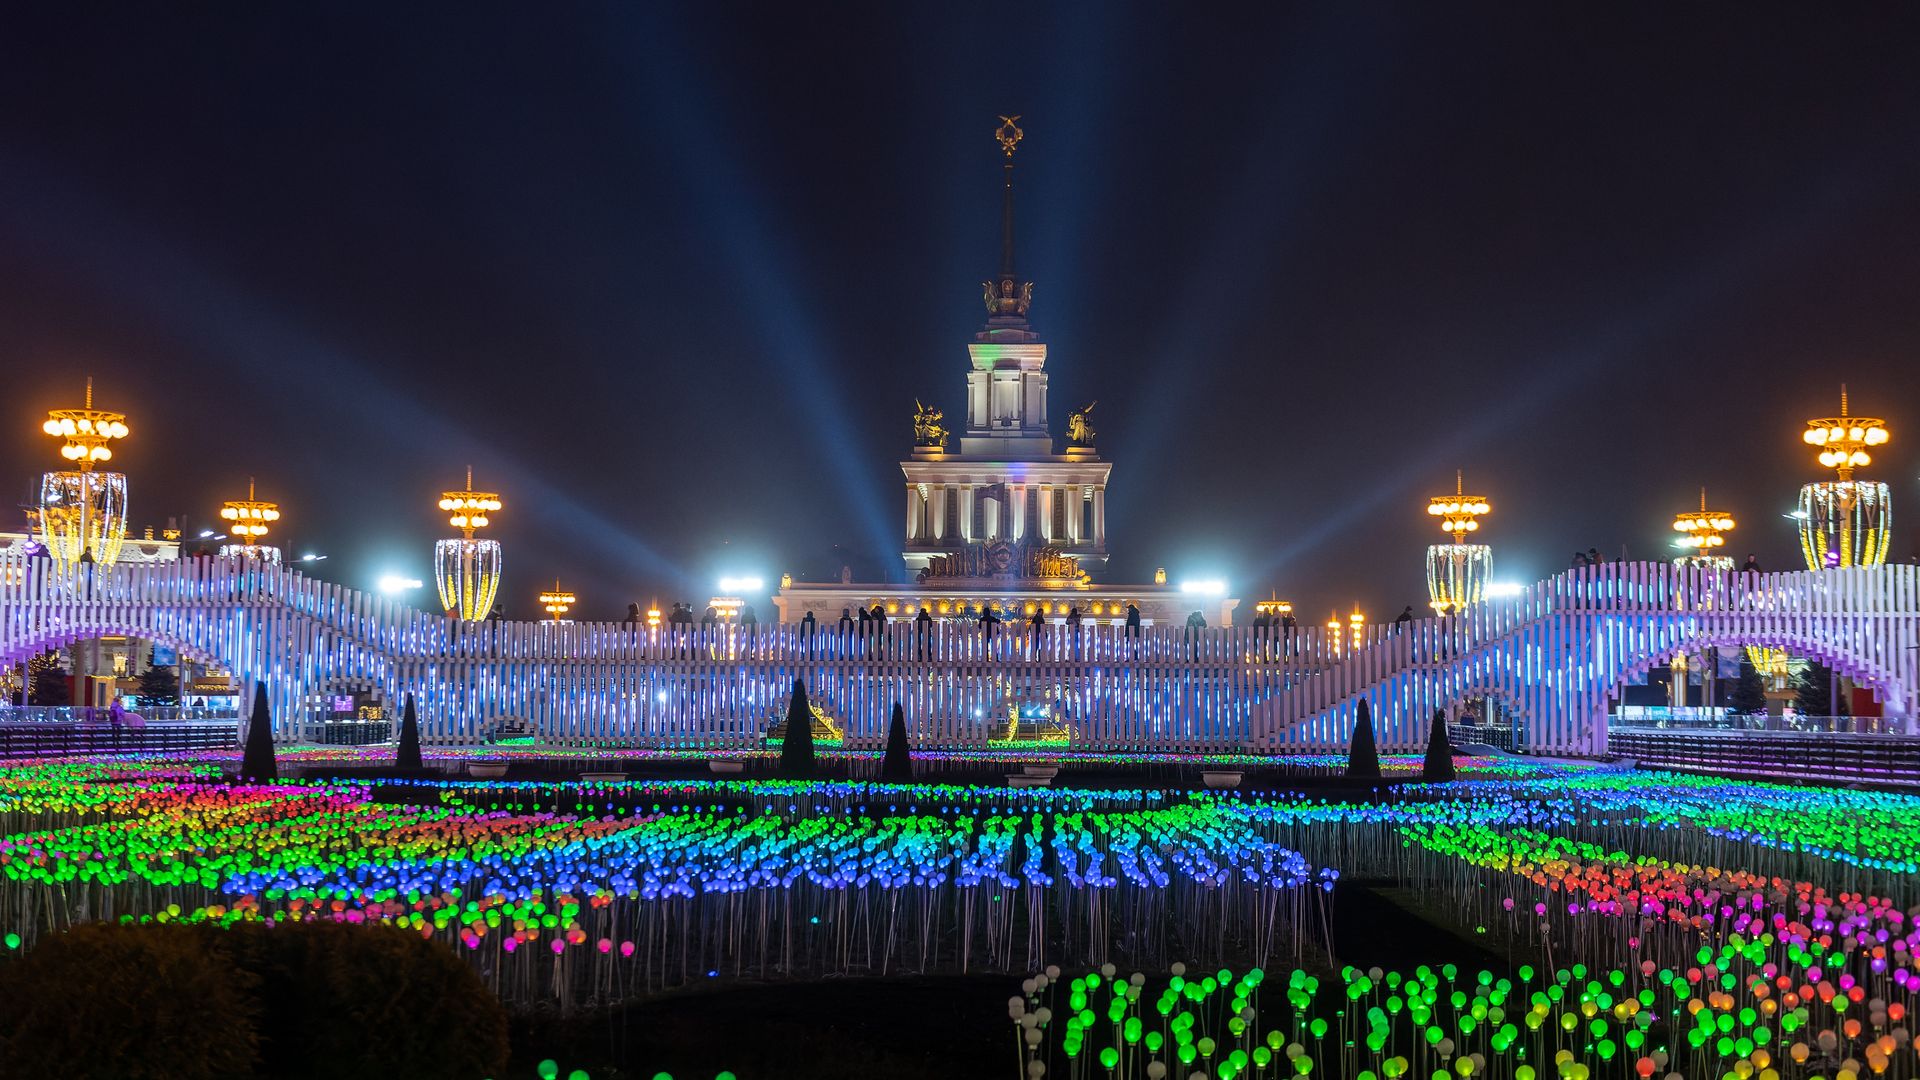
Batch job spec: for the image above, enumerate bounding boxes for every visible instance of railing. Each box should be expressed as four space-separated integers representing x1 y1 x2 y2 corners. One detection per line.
1448 723 1517 753
0 719 239 759
1609 710 1898 734
1606 728 1920 787
0 705 240 723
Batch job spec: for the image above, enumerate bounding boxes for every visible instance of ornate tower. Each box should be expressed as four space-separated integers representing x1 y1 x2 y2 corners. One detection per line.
900 117 1112 576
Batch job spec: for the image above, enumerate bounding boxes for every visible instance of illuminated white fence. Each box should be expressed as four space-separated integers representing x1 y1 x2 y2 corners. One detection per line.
0 556 1913 754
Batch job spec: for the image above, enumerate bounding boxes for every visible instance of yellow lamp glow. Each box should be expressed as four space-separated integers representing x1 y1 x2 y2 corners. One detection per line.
38 377 132 569
538 581 575 620
434 466 504 620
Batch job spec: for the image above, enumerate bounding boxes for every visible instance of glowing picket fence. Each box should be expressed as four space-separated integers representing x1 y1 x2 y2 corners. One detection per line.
0 555 1913 754
1259 561 1920 754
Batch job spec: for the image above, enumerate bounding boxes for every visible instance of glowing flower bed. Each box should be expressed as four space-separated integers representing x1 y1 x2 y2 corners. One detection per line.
1017 952 1918 1080
0 767 1324 1002
6 748 1920 1046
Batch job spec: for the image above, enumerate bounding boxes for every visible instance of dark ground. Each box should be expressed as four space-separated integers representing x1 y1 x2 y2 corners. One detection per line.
508 974 1016 1080
501 881 1496 1080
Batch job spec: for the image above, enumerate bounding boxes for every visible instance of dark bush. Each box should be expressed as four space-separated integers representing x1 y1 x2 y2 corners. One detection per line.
0 920 508 1080
228 920 509 1079
0 922 260 1079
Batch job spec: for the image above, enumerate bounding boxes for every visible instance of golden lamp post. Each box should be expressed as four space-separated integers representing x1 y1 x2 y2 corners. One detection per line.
1797 385 1891 570
38 377 131 571
1326 607 1366 654
218 478 283 564
434 467 504 621
1670 488 1734 570
1254 594 1294 621
539 581 576 622
1424 470 1492 615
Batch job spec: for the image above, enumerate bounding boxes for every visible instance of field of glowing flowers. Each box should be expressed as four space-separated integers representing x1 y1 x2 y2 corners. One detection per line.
5 750 1920 1078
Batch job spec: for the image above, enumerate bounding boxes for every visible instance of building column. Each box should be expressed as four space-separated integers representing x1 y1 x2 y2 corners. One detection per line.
959 486 976 542
1009 484 1026 542
905 485 921 542
1093 486 1106 547
930 484 946 540
1064 486 1081 544
1037 486 1054 542
983 492 1000 541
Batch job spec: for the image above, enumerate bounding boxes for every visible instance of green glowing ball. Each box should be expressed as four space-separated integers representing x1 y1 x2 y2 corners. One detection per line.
538 1062 559 1080
1101 1047 1120 1070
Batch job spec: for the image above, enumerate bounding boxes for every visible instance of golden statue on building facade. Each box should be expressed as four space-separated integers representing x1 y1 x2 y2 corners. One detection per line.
912 399 948 448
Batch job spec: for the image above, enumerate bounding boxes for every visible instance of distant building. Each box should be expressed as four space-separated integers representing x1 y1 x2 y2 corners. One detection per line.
775 124 1236 628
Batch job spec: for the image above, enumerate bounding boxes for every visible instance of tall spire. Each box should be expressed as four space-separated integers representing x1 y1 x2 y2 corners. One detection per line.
982 115 1033 323
998 114 1020 279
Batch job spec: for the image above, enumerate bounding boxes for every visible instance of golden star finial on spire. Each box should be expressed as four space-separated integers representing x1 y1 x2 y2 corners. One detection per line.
995 115 1023 157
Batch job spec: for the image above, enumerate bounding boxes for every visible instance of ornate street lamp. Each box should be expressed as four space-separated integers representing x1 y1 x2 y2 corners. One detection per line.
433 467 503 621
38 377 131 571
1798 385 1891 569
1671 488 1735 570
539 581 575 622
1425 470 1491 615
217 478 283 564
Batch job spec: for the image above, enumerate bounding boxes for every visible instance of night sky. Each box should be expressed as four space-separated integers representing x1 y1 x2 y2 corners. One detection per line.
2 6 1917 620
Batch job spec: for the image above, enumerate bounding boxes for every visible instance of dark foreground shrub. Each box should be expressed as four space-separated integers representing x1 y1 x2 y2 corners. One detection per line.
0 920 508 1080
0 922 260 1079
229 919 510 1079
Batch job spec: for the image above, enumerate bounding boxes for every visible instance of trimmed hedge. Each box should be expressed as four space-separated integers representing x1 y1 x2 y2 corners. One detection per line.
0 920 509 1080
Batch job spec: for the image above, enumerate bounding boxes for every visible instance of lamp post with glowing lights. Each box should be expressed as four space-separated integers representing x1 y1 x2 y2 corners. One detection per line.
539 582 575 622
1666 490 1739 709
1326 608 1365 654
1254 595 1293 621
38 378 131 571
1424 470 1492 615
1798 386 1891 569
217 479 283 564
434 468 503 621
1671 489 1735 570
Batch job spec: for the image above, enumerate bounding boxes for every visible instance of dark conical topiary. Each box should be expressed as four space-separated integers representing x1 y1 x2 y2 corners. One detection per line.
240 682 278 783
880 702 912 783
1423 708 1457 782
1345 698 1381 779
396 693 423 771
778 678 816 779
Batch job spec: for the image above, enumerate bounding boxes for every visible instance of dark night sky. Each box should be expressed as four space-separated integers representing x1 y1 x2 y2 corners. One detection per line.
1 5 1917 620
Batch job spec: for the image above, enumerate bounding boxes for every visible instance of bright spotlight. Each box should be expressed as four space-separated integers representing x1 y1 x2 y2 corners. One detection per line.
1484 582 1526 598
1179 579 1227 596
717 576 765 593
299 553 328 562
377 574 424 594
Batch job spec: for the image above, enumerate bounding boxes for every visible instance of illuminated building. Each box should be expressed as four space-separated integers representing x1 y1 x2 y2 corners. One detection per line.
1424 470 1491 615
37 378 131 572
434 467 503 621
1670 488 1734 570
775 117 1237 627
1797 385 1891 569
217 478 283 564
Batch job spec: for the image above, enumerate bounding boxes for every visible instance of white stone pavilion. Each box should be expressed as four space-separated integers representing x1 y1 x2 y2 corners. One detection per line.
774 120 1237 629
